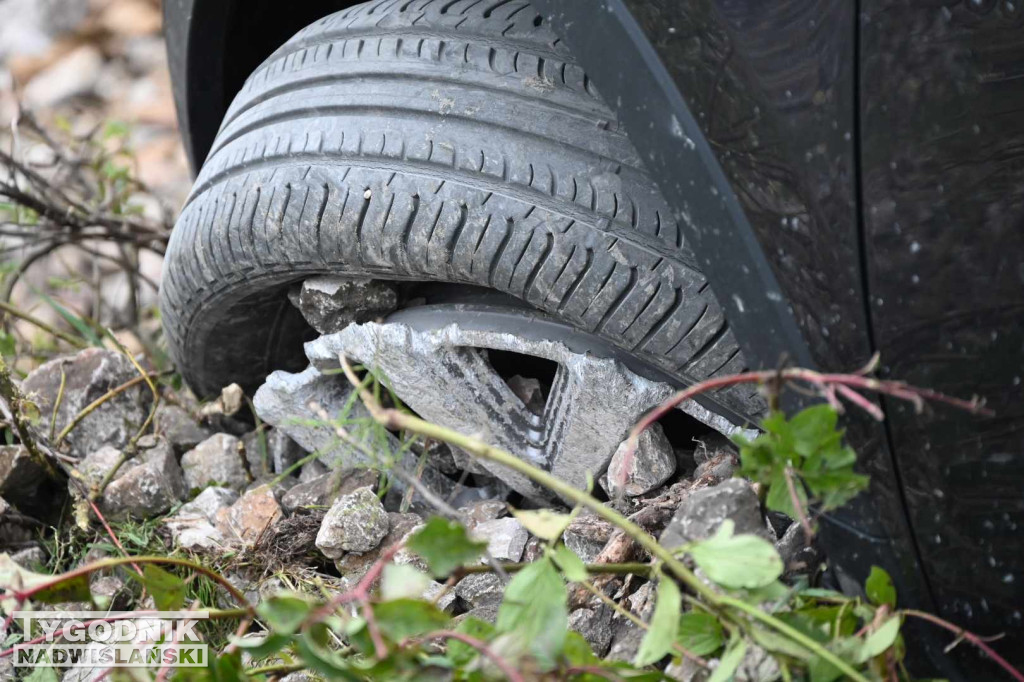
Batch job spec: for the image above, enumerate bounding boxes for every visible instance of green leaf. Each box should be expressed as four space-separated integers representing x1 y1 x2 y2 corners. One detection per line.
0 554 93 610
857 616 901 662
510 508 572 541
295 635 363 681
708 635 748 682
635 577 681 666
496 557 568 670
563 631 599 666
231 632 291 658
748 625 813 661
788 405 839 459
552 543 588 582
676 611 724 656
0 331 15 357
407 517 488 577
865 566 897 608
448 616 495 666
139 564 185 611
256 594 312 635
686 520 784 589
765 467 807 519
23 667 58 682
373 599 450 641
381 563 430 601
35 291 101 346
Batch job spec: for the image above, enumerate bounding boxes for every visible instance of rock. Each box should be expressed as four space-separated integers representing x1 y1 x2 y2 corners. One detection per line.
22 348 152 458
454 601 501 626
166 487 238 551
180 487 240 521
506 375 545 415
23 44 103 108
300 459 329 482
123 35 167 74
660 479 769 549
454 573 504 608
74 437 186 520
458 500 507 528
170 521 226 552
279 674 316 682
153 403 210 454
604 423 676 497
563 513 615 563
693 451 736 483
306 323 756 502
775 522 806 567
181 434 250 492
424 580 457 612
606 582 656 662
0 445 64 519
316 487 389 558
569 606 613 656
734 644 780 682
666 658 709 682
245 475 298 502
288 276 398 334
0 0 89 61
281 469 379 512
693 432 739 465
216 486 283 545
98 0 162 37
334 512 422 581
242 428 306 477
473 517 528 562
10 546 47 570
522 536 544 562
775 522 821 577
91 576 129 610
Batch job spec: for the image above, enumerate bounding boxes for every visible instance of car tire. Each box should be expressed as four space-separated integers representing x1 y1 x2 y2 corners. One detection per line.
159 0 762 418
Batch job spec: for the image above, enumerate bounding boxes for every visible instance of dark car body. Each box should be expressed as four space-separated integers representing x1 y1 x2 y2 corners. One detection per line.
164 0 1024 676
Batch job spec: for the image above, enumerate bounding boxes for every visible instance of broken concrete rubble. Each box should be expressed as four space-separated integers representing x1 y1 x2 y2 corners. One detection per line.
216 485 283 545
315 486 390 558
288 276 398 335
659 479 771 549
180 433 250 492
72 436 186 520
153 403 210 454
473 517 528 562
281 468 379 513
21 348 152 458
604 423 676 498
165 486 238 551
0 444 65 520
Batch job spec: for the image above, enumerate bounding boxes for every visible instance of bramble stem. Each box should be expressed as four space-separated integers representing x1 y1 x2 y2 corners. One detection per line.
902 609 1024 682
339 355 872 682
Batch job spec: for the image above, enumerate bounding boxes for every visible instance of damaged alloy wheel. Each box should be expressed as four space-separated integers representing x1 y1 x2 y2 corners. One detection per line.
160 0 764 482
253 283 756 502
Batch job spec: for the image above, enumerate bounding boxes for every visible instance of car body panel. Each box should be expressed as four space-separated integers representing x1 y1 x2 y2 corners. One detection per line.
860 0 1024 661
